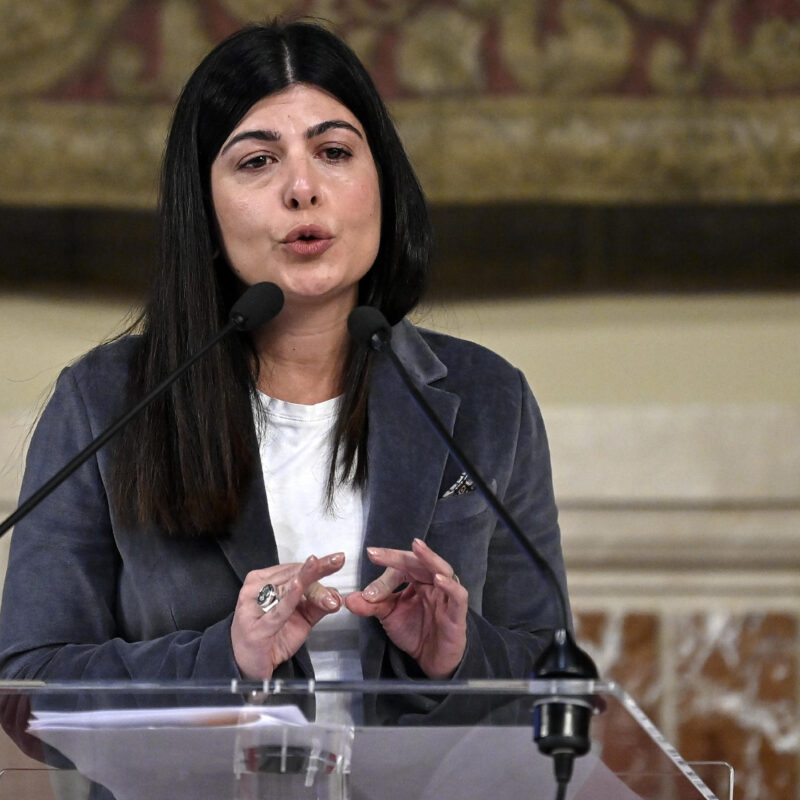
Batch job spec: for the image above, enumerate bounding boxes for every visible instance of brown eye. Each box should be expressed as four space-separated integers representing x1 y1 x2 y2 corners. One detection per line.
321 147 352 162
239 154 274 170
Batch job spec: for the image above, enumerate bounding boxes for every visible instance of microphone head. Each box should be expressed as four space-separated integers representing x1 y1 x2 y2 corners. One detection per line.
348 306 392 350
229 282 284 331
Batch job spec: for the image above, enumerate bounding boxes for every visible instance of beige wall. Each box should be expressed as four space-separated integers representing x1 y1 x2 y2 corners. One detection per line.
1 290 797 521
1 291 798 505
419 294 800 406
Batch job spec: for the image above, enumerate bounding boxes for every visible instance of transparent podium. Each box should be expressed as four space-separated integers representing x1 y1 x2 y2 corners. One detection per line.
0 679 732 800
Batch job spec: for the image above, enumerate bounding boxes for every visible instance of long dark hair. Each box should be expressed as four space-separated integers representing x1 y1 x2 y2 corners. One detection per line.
112 20 432 536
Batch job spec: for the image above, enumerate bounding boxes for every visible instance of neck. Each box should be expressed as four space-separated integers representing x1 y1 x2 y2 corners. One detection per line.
251 301 351 404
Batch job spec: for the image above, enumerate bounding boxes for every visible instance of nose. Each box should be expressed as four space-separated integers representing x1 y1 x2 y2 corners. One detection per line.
282 157 319 210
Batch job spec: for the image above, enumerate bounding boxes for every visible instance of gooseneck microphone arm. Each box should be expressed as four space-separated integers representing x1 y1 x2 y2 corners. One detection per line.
0 281 284 540
364 319 570 626
347 305 572 628
347 305 598 800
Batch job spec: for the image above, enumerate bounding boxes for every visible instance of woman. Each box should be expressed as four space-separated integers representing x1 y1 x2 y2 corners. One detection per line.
0 20 568 725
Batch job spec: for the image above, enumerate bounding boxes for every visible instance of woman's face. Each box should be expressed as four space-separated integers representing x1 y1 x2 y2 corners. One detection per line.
210 84 381 314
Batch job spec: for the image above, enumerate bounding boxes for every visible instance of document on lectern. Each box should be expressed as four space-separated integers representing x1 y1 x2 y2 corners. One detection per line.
28 705 352 800
29 703 307 731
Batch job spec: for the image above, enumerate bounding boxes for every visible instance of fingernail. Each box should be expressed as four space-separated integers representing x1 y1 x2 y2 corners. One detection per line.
329 553 344 566
366 547 379 558
413 538 426 547
324 592 340 609
363 586 378 600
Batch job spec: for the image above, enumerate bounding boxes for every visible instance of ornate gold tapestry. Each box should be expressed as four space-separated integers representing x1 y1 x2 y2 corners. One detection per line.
1 0 800 207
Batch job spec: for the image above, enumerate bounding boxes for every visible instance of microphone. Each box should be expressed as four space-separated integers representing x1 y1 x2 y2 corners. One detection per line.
0 281 284 540
348 305 598 799
229 281 285 332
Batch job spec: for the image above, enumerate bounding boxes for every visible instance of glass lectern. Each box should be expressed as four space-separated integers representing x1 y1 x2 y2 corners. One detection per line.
0 679 732 800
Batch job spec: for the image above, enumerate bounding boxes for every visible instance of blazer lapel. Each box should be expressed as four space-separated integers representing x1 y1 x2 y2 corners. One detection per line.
217 432 279 583
362 321 460 583
216 432 314 679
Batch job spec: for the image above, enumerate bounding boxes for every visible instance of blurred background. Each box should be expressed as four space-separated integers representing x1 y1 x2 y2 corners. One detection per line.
0 2 799 798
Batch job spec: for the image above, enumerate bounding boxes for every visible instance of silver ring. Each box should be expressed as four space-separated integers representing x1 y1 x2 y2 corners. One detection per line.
256 583 279 613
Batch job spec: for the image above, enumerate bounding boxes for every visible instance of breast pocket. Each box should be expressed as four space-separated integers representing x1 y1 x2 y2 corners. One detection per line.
430 479 496 525
426 480 497 614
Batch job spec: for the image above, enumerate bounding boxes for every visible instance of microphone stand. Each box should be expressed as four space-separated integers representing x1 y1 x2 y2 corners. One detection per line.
351 309 598 800
0 282 283 540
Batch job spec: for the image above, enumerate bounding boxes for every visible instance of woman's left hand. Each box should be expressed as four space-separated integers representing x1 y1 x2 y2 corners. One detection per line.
344 538 467 679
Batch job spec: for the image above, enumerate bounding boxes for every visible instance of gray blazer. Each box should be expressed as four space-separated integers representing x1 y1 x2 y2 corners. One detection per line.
0 320 568 722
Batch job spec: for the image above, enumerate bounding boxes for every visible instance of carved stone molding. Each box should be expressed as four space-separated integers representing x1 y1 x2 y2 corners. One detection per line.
3 96 800 208
392 96 800 204
0 102 168 208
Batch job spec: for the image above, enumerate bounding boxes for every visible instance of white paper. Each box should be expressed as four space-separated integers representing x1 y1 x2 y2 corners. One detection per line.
29 704 307 731
28 705 344 800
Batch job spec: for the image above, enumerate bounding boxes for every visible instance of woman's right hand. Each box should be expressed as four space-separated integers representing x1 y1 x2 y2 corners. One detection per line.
231 553 345 679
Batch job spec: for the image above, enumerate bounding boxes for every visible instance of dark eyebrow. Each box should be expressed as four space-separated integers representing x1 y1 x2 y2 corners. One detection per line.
306 120 364 140
219 119 363 157
219 129 280 156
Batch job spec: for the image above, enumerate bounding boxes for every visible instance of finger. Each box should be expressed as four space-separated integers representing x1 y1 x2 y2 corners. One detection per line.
292 579 346 629
365 546 431 583
249 574 306 630
297 595 339 629
297 553 346 586
344 589 398 619
239 567 301 620
242 554 344 623
244 562 306 592
304 579 342 613
433 573 469 622
360 565 407 603
245 552 345 592
260 556 337 622
411 538 457 580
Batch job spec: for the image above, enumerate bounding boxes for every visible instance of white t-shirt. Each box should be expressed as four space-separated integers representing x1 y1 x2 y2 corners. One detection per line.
254 392 365 721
